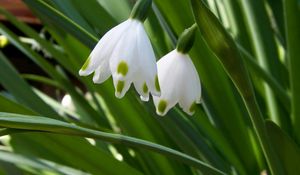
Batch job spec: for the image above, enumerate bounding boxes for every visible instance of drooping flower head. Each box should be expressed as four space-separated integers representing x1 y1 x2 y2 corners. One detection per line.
153 24 202 116
79 0 160 101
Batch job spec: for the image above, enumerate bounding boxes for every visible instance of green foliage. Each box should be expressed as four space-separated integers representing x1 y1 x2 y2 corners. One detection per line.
0 0 299 174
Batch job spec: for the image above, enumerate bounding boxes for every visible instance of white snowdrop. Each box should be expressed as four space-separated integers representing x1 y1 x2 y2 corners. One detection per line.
79 18 160 100
153 50 201 116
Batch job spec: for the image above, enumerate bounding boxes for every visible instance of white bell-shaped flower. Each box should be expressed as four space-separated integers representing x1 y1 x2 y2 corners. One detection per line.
79 18 160 100
153 50 201 116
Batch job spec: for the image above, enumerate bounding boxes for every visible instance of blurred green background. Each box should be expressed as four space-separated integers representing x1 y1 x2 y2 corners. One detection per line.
0 0 299 174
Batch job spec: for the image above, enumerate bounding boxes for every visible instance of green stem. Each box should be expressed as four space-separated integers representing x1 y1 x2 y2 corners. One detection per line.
130 0 152 22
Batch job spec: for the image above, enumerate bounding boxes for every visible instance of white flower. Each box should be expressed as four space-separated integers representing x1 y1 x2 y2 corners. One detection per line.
153 50 201 116
79 19 160 100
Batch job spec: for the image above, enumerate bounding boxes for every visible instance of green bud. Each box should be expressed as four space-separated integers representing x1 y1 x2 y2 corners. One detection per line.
130 0 152 22
176 24 198 54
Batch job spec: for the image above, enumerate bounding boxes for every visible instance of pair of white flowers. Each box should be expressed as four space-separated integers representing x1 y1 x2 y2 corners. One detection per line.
79 18 201 116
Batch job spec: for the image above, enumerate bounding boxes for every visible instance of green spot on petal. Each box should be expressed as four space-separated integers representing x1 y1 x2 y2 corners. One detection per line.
117 81 125 93
158 100 167 114
189 102 197 113
117 61 128 76
155 75 160 92
81 56 90 71
143 82 148 93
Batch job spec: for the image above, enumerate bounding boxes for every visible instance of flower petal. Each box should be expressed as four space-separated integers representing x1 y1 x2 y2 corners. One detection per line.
153 50 183 116
79 20 131 76
136 23 160 96
133 73 149 101
110 20 140 81
112 74 132 99
92 59 111 84
178 55 201 115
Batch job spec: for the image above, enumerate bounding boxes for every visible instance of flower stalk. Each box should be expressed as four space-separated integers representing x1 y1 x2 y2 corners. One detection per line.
176 24 197 53
130 0 152 22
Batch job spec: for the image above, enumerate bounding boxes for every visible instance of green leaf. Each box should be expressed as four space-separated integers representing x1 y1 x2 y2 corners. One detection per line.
0 7 77 74
0 51 58 118
22 74 62 89
266 121 300 175
284 0 300 144
97 0 130 22
0 150 89 175
0 112 226 175
71 0 116 35
9 132 142 175
190 0 285 174
0 17 107 127
23 0 97 48
0 94 36 115
238 45 290 111
48 0 97 36
238 0 287 128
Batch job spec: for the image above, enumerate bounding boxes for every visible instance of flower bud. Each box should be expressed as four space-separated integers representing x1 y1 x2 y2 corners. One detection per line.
176 24 197 54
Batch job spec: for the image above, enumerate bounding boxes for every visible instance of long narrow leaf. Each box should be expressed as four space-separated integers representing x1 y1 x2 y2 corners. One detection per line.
0 151 89 175
0 112 226 175
190 0 284 174
284 0 300 144
0 52 58 118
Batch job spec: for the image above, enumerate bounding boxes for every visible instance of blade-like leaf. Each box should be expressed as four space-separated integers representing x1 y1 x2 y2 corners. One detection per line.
71 0 116 35
0 112 226 175
48 0 96 35
0 20 107 127
0 51 58 118
190 0 284 174
0 94 36 115
266 121 300 175
238 0 288 128
284 0 300 144
23 0 97 48
0 151 89 175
